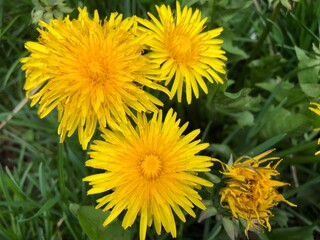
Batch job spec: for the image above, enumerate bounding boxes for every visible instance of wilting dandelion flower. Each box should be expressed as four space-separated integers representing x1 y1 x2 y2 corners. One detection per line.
309 102 320 155
218 149 296 237
83 109 213 240
138 1 227 104
21 7 168 149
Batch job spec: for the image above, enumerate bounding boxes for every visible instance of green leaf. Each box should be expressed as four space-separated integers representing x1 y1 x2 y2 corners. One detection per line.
206 143 232 160
224 88 249 100
247 133 286 156
284 175 320 199
70 204 133 240
256 81 305 107
207 222 222 240
19 197 60 222
248 54 287 84
204 172 221 184
269 19 284 44
4 166 29 201
0 16 19 38
264 225 315 240
234 111 254 127
221 30 248 61
222 88 261 112
259 106 310 139
222 217 238 240
295 46 320 98
298 83 320 98
280 0 292 10
297 55 320 96
294 46 308 61
270 208 289 227
182 0 208 7
198 206 218 222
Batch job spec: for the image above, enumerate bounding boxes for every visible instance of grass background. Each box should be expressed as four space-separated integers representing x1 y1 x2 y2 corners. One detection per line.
0 0 320 239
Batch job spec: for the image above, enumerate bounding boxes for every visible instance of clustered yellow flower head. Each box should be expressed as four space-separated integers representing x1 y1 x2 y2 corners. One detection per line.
83 109 213 240
309 102 320 155
139 1 227 104
21 7 169 149
218 149 297 237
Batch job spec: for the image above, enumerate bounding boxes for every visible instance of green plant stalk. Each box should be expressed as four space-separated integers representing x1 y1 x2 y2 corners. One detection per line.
62 212 79 240
178 219 184 238
202 219 211 240
287 208 320 233
210 0 216 29
0 167 17 235
283 155 320 164
249 2 281 61
58 143 67 201
284 175 320 199
276 140 317 158
290 12 320 43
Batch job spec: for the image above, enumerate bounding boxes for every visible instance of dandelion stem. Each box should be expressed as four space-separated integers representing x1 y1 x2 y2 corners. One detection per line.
0 87 40 130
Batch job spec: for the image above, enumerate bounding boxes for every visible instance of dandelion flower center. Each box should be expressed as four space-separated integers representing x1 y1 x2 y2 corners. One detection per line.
167 33 194 64
81 46 119 88
140 154 162 179
87 60 109 85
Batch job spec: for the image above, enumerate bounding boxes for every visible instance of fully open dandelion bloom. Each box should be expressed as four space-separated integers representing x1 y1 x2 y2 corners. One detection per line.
83 109 213 240
138 1 227 104
218 149 296 237
21 7 168 149
309 102 320 155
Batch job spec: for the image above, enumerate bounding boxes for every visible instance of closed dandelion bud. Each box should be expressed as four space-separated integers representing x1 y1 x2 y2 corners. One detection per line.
217 149 297 237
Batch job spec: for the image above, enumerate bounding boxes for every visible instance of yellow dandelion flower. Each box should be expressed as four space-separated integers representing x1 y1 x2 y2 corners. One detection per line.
309 102 320 155
218 149 296 237
21 7 169 149
138 1 227 104
83 109 213 240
